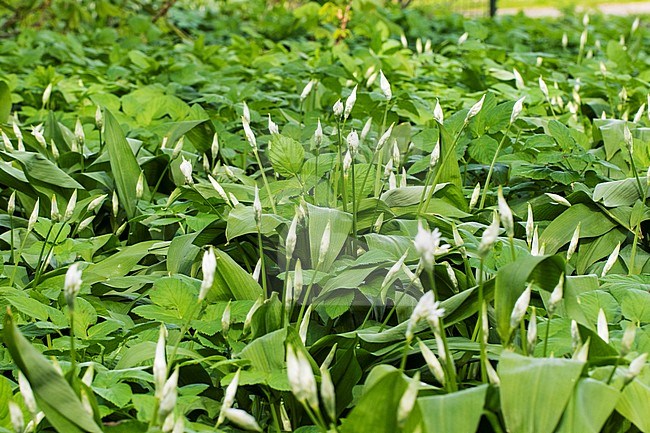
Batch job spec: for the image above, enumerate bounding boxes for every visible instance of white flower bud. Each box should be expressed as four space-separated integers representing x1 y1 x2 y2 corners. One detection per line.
314 119 323 147
583 13 589 26
253 186 262 225
136 172 145 200
242 118 256 149
562 32 568 48
361 117 372 142
180 157 193 184
628 353 647 378
511 96 525 124
373 212 384 233
332 99 344 118
624 124 633 153
18 371 37 415
465 94 486 122
208 175 230 205
510 283 532 332
539 76 549 98
527 307 537 354
64 263 83 310
418 340 445 385
497 187 514 238
513 68 524 89
268 114 279 135
286 345 319 411
286 214 298 259
631 17 640 34
42 83 52 107
526 203 534 246
50 194 60 222
75 118 85 148
621 323 636 356
112 191 119 217
318 221 332 266
224 408 262 432
221 301 231 334
469 183 481 211
388 171 397 190
579 29 588 51
95 106 103 130
597 308 609 343
433 99 444 124
87 194 107 213
28 199 39 232
242 101 250 124
430 139 440 168
65 190 77 221
199 247 217 301
601 242 620 277
633 104 645 124
458 32 468 45
343 150 352 177
400 33 408 48
566 223 580 261
154 325 167 398
545 192 571 207
344 85 358 120
300 79 317 101
479 212 500 257
158 368 179 422
2 130 13 151
78 215 94 232
571 319 581 350
379 70 392 100
397 372 419 428
9 401 23 433
31 126 47 148
346 130 359 153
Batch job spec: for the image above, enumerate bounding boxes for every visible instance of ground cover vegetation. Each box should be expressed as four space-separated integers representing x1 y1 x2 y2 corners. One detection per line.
0 1 649 432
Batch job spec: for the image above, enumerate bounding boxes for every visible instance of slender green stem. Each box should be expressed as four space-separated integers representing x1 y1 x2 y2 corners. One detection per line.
628 147 645 201
69 310 76 376
477 258 487 383
281 258 290 327
629 225 640 275
606 357 621 385
479 123 512 210
351 159 357 241
543 314 552 357
9 228 30 287
32 223 59 286
257 228 267 299
253 148 277 214
9 214 14 269
297 261 321 326
509 236 516 262
399 341 410 372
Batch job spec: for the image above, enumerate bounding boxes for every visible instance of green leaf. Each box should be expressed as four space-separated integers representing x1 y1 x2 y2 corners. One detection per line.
556 378 619 433
593 178 648 207
498 351 584 433
0 81 11 123
226 204 283 241
3 312 103 433
418 385 488 433
616 379 650 432
3 151 83 189
495 254 565 342
307 204 352 271
206 249 264 301
104 108 148 218
269 135 304 177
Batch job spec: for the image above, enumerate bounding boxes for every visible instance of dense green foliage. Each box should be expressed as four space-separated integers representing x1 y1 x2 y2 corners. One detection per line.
0 1 649 432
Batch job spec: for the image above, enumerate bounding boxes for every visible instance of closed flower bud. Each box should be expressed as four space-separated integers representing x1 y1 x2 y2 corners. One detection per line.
624 124 633 152
9 401 23 433
539 76 549 98
628 353 647 378
199 247 217 301
397 372 420 428
361 118 372 142
28 199 39 232
300 79 317 101
562 32 568 48
111 190 119 217
95 106 103 129
2 130 13 151
344 85 357 120
221 301 231 334
511 96 525 124
497 187 514 238
75 118 85 147
526 203 534 246
433 99 444 124
465 94 486 122
418 339 445 385
621 323 636 355
65 190 77 221
64 263 83 310
527 307 537 354
50 194 60 222
314 119 323 147
601 242 620 277
42 83 53 107
510 283 532 332
343 150 352 177
242 118 257 149
158 368 179 423
78 215 95 232
136 172 145 200
377 123 394 150
458 32 468 45
180 157 193 184
566 223 580 261
318 221 332 266
479 212 500 257
545 192 571 207
87 194 107 213
548 274 564 315
8 191 15 216
253 186 262 225
347 130 359 153
469 183 481 211
379 70 392 100
268 114 279 135
208 175 230 205
430 139 440 167
18 371 37 415
286 345 319 411
224 408 262 432
597 308 609 343
286 214 298 259
332 99 344 118
633 104 645 124
513 68 524 89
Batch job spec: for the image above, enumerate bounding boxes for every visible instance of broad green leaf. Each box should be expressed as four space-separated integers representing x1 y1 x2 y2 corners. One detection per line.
3 151 83 189
3 312 103 433
594 178 649 207
269 135 304 177
307 204 352 271
495 254 565 342
539 204 617 255
418 385 487 433
206 248 264 301
498 351 584 433
616 379 650 432
226 204 283 241
104 108 148 218
0 81 11 123
556 378 619 433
